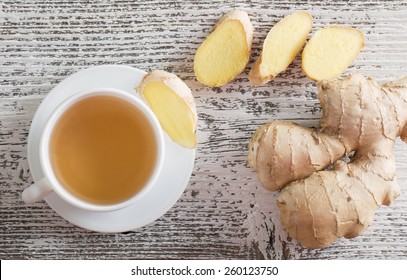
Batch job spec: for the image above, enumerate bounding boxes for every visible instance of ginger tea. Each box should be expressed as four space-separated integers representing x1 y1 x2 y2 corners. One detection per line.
50 95 157 205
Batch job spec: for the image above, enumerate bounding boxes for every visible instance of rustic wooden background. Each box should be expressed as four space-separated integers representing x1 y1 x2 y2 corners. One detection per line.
1 0 406 259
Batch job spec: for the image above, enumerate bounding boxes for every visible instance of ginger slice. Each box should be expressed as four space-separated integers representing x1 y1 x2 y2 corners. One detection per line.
194 9 253 87
137 70 197 149
249 11 313 85
302 26 364 81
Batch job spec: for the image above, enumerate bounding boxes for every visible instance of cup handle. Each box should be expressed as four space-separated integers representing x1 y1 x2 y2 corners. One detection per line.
22 177 53 204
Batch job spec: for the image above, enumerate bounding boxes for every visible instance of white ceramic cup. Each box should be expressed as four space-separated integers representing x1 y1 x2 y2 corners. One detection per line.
22 87 165 212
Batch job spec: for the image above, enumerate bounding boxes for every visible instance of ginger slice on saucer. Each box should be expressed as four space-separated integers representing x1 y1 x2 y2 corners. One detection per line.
137 70 197 149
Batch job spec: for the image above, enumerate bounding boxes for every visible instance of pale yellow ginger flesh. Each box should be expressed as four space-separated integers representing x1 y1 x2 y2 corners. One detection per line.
137 70 197 149
302 26 364 81
248 73 407 248
249 11 313 85
194 10 253 87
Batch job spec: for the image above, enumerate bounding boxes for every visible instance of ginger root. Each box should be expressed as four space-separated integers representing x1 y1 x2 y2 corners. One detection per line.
302 26 364 81
137 70 197 149
194 9 253 87
249 11 313 85
248 73 407 248
247 120 345 191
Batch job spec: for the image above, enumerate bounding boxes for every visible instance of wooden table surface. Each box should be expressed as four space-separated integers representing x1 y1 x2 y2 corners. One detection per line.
1 0 407 260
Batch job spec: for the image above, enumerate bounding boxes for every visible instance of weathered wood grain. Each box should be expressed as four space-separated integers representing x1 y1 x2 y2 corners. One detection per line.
1 0 407 259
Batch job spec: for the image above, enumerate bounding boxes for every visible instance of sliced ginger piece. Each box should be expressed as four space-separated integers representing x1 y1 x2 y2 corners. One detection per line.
194 9 253 87
137 70 197 149
249 11 313 85
302 26 364 81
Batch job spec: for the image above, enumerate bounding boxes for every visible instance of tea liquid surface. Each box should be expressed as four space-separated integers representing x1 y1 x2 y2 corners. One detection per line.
50 95 157 205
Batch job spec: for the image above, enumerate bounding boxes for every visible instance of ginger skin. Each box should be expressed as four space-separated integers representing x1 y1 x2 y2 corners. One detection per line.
248 73 407 248
247 120 345 191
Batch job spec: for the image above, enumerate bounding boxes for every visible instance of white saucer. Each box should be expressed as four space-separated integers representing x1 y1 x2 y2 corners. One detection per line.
27 65 196 233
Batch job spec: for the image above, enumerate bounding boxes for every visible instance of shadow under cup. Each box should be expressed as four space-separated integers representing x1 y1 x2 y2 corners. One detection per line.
41 88 164 212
